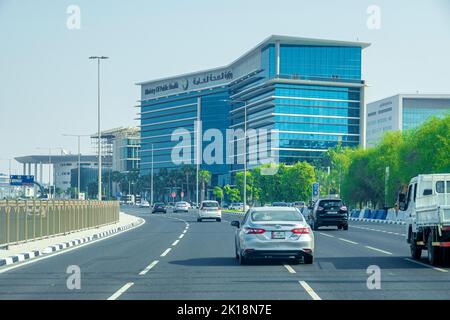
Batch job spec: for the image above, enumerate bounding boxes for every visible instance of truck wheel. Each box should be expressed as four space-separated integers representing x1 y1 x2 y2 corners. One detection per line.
427 235 441 266
239 251 247 265
410 243 422 260
343 224 349 231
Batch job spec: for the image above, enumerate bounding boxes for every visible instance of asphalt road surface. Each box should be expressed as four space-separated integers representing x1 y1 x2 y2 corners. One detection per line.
0 207 449 300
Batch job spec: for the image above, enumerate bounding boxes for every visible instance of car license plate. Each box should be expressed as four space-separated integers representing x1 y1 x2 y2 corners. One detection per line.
271 231 285 239
327 211 337 214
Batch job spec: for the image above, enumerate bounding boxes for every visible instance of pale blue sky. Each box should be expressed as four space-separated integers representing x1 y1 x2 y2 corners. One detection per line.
1 0 449 174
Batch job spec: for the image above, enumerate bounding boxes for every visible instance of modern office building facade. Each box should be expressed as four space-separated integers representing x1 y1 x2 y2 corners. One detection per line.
138 35 370 184
366 94 450 147
91 127 140 173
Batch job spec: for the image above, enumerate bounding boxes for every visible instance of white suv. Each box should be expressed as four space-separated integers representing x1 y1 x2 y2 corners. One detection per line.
198 200 222 222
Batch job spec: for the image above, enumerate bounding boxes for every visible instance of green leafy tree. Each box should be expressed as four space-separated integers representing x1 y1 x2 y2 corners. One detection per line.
212 186 224 204
224 184 241 203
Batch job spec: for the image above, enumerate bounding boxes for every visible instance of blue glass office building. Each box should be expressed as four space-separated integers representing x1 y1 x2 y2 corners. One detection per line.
138 35 370 184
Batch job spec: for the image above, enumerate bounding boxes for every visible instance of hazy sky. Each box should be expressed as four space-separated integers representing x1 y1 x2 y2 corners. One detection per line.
1 0 449 174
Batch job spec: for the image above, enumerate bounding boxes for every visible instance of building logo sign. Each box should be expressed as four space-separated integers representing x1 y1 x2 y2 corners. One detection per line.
144 70 233 96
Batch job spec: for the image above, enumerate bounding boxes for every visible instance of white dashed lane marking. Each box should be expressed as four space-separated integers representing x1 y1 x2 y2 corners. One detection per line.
139 260 159 276
299 281 321 300
107 282 134 300
365 246 393 255
161 248 172 257
172 240 180 246
284 264 296 274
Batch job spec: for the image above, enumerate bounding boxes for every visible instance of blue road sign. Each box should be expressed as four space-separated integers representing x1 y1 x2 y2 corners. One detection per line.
10 175 34 186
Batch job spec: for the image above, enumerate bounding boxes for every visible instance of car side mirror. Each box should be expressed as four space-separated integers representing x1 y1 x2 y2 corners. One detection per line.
231 221 240 228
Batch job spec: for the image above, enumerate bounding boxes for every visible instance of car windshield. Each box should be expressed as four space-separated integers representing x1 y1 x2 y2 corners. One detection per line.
319 200 343 210
202 202 219 208
251 210 303 222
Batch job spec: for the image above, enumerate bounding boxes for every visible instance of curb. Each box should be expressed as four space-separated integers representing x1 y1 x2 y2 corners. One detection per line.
0 217 144 267
349 217 406 225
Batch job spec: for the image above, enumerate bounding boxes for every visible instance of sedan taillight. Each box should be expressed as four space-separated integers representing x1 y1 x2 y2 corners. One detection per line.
244 227 266 234
291 228 310 235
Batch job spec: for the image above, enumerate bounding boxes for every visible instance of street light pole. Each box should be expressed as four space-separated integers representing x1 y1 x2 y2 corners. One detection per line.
89 56 109 201
150 144 154 206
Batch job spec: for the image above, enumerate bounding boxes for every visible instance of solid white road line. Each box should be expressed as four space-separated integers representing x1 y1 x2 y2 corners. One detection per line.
283 264 296 274
172 240 180 246
139 260 159 276
161 248 172 257
299 281 321 300
365 246 393 255
179 234 185 239
0 218 146 274
405 258 448 273
107 282 134 300
318 232 335 238
338 238 358 245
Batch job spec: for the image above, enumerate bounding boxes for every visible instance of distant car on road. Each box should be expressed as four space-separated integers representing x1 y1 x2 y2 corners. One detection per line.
152 202 167 214
174 201 190 213
308 198 348 230
231 206 314 264
293 201 306 209
198 200 222 222
138 201 150 208
271 202 289 207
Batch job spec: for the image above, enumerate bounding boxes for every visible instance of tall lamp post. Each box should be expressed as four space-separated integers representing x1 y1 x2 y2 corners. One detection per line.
89 56 109 201
221 99 248 212
62 134 90 199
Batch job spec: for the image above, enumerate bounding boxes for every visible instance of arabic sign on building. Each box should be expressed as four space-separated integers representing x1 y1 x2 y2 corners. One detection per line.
143 70 234 97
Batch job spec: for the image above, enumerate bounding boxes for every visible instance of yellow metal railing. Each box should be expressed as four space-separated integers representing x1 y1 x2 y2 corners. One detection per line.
0 200 119 247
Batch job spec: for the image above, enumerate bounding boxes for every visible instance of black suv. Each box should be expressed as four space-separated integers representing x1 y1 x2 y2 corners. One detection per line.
308 198 348 230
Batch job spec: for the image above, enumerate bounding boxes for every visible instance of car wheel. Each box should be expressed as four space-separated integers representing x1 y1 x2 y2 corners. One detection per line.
312 221 319 231
410 242 422 260
343 224 349 231
338 225 343 230
303 255 313 264
216 218 221 222
239 251 247 265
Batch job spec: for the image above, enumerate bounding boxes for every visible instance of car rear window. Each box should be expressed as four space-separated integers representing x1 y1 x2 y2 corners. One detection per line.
251 210 303 222
202 202 219 208
319 200 343 210
154 203 164 206
272 202 288 206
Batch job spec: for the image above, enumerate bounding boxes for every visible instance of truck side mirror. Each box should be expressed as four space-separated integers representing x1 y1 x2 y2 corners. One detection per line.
398 193 406 211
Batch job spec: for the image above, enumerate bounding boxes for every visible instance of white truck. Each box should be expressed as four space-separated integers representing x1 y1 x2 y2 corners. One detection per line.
398 174 450 265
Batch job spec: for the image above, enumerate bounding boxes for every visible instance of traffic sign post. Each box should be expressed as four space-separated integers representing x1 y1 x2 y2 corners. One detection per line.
181 191 184 200
171 191 176 202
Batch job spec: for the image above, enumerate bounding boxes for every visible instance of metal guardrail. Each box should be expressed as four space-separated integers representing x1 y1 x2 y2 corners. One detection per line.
0 200 119 248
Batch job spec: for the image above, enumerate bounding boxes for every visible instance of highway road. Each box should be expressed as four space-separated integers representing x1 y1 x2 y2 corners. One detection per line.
0 207 449 300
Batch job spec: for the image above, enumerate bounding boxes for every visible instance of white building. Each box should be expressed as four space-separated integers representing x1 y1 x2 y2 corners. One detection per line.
366 94 450 147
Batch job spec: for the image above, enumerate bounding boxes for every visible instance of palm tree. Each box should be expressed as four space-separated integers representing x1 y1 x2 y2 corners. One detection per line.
199 169 211 202
181 165 195 202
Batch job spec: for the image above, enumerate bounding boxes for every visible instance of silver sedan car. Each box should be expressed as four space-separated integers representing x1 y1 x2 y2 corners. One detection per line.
231 207 314 265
